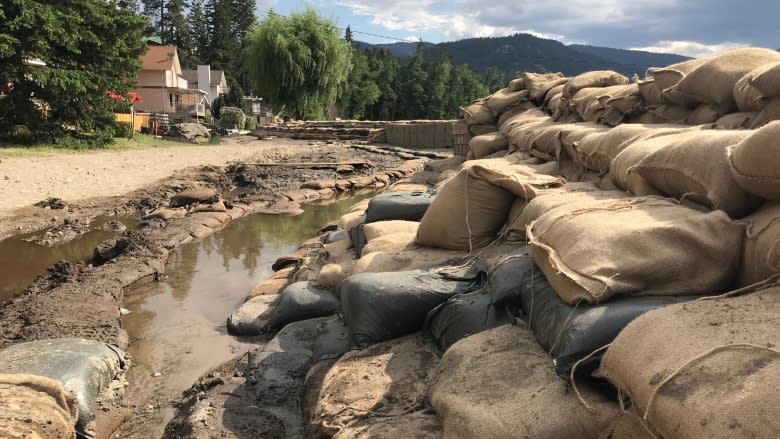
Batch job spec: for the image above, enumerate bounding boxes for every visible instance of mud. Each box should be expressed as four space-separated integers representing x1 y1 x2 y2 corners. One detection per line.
0 140 425 438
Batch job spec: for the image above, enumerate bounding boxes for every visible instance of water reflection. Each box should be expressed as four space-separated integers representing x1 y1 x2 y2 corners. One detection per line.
0 216 139 301
119 193 375 437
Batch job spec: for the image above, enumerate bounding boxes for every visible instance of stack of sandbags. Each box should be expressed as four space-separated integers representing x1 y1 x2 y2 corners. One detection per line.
415 155 563 251
597 286 780 438
527 196 744 304
666 48 780 114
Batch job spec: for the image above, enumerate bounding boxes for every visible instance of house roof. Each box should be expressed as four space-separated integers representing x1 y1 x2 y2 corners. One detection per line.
141 45 182 75
181 70 198 84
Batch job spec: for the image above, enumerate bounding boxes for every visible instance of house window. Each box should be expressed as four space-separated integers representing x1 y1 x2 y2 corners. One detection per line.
169 93 173 106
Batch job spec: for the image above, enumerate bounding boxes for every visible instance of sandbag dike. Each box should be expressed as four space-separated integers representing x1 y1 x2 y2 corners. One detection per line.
165 51 780 438
0 143 429 438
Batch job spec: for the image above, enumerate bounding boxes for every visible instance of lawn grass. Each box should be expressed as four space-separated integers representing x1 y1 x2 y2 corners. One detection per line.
0 134 201 158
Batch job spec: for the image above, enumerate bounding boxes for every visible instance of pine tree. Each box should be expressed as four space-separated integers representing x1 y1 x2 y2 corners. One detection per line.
345 26 353 43
231 0 255 43
188 0 210 64
0 0 148 145
204 0 234 69
161 0 192 66
141 0 165 35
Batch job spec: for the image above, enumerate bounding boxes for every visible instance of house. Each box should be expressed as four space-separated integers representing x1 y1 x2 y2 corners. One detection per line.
133 44 206 121
181 66 229 107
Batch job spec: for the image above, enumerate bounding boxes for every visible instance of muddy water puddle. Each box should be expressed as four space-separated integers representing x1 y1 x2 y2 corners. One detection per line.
117 193 376 438
0 215 139 301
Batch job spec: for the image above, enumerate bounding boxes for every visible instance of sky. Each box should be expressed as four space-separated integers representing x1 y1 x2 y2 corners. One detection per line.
256 0 779 58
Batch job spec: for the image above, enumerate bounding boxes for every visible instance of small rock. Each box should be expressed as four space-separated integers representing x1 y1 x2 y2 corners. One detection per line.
120 308 131 316
3 175 9 180
152 372 162 377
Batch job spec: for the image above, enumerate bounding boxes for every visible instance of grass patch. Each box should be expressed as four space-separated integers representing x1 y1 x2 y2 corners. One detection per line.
0 134 197 158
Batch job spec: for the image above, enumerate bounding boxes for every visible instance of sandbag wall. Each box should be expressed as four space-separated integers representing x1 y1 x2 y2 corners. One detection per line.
229 46 780 439
385 120 457 149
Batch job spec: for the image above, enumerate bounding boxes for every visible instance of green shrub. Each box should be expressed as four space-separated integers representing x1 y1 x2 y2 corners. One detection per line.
244 116 257 131
218 106 246 129
113 121 133 138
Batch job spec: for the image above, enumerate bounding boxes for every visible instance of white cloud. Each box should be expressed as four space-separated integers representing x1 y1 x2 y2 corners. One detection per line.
256 0 277 12
631 40 749 58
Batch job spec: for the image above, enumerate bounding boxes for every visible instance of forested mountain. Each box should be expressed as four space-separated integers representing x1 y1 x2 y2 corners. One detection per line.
360 34 689 77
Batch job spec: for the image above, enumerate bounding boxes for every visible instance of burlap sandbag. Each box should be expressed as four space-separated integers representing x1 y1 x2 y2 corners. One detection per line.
571 86 619 123
337 211 365 231
686 103 720 124
597 288 780 439
749 95 780 128
497 108 548 136
738 201 780 286
547 93 563 116
729 120 780 199
528 196 744 304
310 335 438 437
468 124 498 136
0 374 78 439
416 156 563 251
496 197 528 242
526 122 591 161
649 57 711 88
558 123 610 163
333 412 441 439
562 70 629 100
429 324 621 439
605 83 641 114
627 111 668 124
486 88 530 115
424 156 465 174
543 84 565 107
637 78 665 106
734 68 767 112
506 119 555 153
525 72 568 101
675 48 780 113
716 112 756 129
503 185 627 243
361 233 417 256
748 60 780 96
507 76 526 91
467 132 508 159
573 124 687 173
646 104 692 123
632 129 759 218
461 100 496 126
363 220 419 241
496 102 538 129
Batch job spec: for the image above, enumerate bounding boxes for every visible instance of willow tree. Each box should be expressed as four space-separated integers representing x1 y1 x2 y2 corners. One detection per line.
245 9 352 120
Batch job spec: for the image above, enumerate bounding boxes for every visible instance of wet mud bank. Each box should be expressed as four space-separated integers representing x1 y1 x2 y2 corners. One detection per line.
0 141 434 438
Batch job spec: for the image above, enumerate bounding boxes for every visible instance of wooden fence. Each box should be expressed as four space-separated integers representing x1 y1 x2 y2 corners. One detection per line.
115 113 150 132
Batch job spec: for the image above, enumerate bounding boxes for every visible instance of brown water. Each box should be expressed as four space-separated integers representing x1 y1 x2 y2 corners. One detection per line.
0 215 139 301
117 193 375 438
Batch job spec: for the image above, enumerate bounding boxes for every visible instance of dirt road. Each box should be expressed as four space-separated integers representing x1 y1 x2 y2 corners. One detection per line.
0 136 301 217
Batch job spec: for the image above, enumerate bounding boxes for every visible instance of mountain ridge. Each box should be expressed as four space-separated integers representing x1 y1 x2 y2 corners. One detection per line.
357 33 690 78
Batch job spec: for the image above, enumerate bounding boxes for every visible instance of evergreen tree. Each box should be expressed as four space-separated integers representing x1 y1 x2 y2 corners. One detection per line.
231 0 255 43
337 48 380 119
0 0 148 145
204 0 234 69
188 0 210 64
141 0 165 34
483 66 507 92
345 26 353 43
161 0 192 67
396 46 429 119
245 8 352 119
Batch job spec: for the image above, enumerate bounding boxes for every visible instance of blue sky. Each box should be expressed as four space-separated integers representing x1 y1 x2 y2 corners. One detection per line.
256 0 779 58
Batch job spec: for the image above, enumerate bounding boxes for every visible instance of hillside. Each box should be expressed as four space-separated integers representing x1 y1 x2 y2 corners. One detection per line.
359 33 690 78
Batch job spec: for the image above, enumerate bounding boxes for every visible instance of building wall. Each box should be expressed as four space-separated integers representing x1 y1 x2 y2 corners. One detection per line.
134 88 176 114
138 69 178 88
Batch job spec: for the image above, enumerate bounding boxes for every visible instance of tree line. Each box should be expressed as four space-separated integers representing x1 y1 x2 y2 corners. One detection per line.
0 3 503 146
